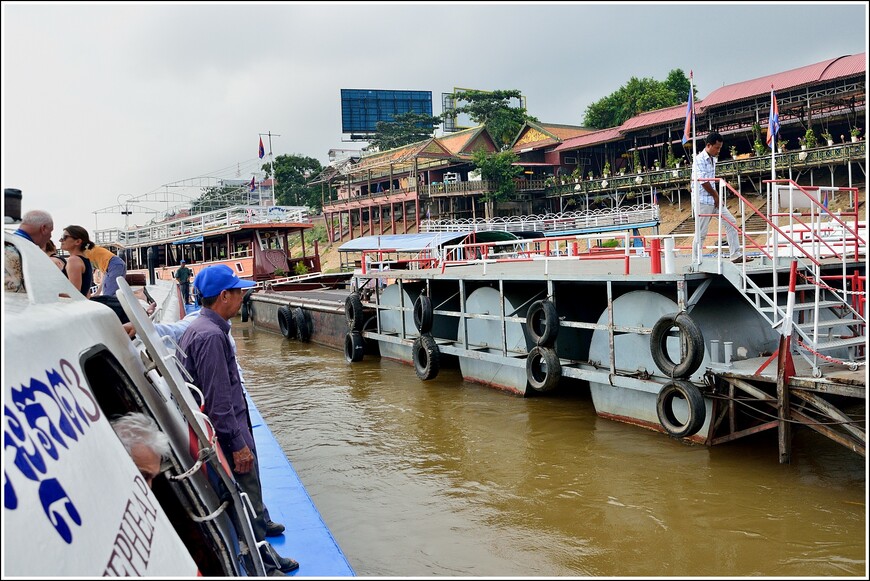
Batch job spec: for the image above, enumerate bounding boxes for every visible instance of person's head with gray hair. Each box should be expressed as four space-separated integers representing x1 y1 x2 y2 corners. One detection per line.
16 209 54 248
110 412 171 488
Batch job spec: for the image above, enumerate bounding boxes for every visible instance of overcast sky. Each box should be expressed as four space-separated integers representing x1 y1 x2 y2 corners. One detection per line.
2 1 867 233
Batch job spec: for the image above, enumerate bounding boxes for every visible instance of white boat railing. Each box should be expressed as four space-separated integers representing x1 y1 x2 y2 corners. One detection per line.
95 205 310 247
420 204 659 234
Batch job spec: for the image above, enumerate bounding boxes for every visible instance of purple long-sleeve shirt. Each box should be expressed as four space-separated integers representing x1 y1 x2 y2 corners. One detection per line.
178 307 254 454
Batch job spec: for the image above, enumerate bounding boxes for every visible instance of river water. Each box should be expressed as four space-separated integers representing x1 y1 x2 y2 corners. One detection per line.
232 323 867 577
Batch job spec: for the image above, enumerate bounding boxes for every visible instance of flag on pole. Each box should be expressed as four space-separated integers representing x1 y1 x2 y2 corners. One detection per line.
766 87 780 149
250 176 256 192
258 136 265 159
681 77 694 145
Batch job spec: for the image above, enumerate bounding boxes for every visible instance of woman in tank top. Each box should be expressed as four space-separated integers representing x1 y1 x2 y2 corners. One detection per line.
59 225 94 297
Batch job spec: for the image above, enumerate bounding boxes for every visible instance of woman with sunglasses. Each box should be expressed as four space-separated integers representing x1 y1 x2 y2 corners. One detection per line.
59 225 94 297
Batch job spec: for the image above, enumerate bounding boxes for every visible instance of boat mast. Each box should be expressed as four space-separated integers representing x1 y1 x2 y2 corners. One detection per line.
260 131 281 206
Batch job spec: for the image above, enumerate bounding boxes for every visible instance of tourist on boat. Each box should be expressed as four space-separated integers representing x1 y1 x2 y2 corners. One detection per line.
174 259 193 304
43 239 66 271
691 131 746 263
12 209 54 247
125 306 286 538
110 412 171 489
85 243 127 296
59 225 94 297
178 265 299 574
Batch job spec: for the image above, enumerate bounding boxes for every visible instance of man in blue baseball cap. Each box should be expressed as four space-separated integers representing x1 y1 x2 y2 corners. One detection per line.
179 265 298 574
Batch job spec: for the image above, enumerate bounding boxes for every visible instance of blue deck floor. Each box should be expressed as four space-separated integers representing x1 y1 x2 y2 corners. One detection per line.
248 394 355 577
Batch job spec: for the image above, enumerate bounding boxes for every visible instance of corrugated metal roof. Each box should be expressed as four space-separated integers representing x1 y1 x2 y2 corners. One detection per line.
618 102 694 131
699 53 866 110
553 127 623 152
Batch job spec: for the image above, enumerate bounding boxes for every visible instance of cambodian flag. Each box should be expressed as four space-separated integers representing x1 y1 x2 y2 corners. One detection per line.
258 136 265 159
681 77 694 145
766 88 780 149
250 176 257 192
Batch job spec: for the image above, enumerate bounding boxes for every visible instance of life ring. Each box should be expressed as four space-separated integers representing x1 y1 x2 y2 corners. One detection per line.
344 331 365 363
345 293 364 332
277 305 295 339
240 288 255 322
526 346 561 392
526 299 559 346
656 380 706 438
413 295 433 334
293 307 310 342
649 312 704 378
412 334 440 380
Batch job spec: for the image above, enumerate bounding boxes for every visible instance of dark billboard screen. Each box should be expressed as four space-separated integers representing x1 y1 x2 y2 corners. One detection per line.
340 89 433 134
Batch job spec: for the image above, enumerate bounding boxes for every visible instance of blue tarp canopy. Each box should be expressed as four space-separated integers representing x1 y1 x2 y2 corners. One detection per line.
172 235 204 245
338 232 473 253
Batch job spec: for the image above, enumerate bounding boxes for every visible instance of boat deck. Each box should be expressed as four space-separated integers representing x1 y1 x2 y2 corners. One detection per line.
249 393 355 577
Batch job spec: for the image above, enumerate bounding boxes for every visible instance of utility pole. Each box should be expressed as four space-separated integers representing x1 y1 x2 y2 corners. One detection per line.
260 131 281 206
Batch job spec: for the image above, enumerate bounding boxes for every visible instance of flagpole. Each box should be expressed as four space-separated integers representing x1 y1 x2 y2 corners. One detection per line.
268 131 276 206
687 71 699 264
769 86 777 183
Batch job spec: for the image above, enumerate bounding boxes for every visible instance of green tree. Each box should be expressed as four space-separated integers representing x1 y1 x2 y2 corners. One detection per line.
583 69 692 129
446 89 537 149
472 148 522 218
367 112 441 151
189 185 249 214
264 154 324 210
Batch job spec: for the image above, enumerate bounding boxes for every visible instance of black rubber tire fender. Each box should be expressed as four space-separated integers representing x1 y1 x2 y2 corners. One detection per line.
294 307 311 343
649 312 705 378
345 293 364 331
240 288 255 322
277 305 295 339
656 380 706 438
413 295 433 334
526 299 559 346
412 334 440 381
344 331 365 363
526 346 561 392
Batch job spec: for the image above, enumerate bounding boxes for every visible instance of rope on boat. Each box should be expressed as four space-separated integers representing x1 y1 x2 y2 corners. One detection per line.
168 447 213 481
189 500 230 523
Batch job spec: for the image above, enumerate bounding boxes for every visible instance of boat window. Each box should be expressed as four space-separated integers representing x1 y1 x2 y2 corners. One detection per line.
235 262 244 273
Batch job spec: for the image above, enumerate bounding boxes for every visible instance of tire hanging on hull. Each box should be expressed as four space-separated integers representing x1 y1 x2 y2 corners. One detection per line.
526 346 561 392
412 334 440 380
413 295 433 334
345 293 364 332
656 380 706 438
344 331 365 362
294 307 310 342
526 299 559 347
277 305 295 339
649 312 705 378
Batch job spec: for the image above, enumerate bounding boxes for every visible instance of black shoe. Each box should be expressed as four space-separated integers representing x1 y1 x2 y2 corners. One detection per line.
265 520 285 537
276 555 300 573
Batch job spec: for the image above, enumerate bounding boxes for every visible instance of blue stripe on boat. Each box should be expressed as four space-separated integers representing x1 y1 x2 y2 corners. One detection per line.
248 394 355 577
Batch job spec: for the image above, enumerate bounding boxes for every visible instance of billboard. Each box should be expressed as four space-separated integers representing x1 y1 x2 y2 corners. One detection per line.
340 89 433 136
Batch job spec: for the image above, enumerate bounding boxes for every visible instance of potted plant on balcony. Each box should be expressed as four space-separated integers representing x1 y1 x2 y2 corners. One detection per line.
633 150 642 173
851 127 861 142
729 145 739 159
602 160 611 178
821 131 833 146
776 138 787 153
804 127 818 149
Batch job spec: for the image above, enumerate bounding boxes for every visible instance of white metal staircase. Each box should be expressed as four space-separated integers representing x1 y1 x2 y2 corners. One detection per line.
711 179 866 377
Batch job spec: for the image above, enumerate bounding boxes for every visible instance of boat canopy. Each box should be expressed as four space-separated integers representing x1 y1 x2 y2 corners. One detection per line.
172 235 204 245
338 231 518 253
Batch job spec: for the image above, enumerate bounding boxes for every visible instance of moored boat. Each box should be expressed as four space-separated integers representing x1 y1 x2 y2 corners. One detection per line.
4 220 353 574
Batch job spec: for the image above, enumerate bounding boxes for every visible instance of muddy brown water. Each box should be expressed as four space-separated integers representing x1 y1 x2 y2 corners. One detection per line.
233 323 866 577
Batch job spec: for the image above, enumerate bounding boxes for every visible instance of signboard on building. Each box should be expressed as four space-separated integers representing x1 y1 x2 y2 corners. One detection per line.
340 89 433 138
